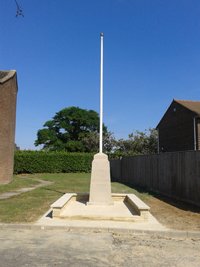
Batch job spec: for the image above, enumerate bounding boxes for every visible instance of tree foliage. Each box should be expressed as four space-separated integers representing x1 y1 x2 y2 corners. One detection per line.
114 128 158 156
35 106 158 155
35 106 114 153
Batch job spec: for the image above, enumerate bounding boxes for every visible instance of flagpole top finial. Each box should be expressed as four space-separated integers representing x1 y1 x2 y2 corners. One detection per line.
100 32 104 37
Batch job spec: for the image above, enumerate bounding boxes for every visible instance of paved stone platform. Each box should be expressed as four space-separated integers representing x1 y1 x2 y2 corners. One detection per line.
36 192 166 232
51 193 150 220
36 208 167 232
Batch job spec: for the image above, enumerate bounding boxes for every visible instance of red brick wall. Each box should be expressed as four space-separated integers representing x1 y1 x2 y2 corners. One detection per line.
158 101 195 152
0 73 17 183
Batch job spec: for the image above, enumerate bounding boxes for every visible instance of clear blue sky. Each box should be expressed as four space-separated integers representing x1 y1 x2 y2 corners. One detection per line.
1 0 200 149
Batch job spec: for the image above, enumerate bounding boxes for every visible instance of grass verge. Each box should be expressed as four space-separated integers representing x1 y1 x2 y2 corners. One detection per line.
0 173 152 223
1 173 200 232
0 175 40 194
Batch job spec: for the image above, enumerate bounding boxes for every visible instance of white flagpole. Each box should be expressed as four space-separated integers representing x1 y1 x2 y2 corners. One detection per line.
99 32 104 153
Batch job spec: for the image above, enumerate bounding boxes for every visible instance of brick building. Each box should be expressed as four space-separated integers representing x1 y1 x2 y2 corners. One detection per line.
0 70 18 184
156 99 200 152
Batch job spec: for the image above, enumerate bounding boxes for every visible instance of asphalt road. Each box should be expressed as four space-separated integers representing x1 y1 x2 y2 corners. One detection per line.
0 227 200 267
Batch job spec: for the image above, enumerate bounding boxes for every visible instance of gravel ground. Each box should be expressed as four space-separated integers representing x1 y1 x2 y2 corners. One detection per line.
0 228 200 267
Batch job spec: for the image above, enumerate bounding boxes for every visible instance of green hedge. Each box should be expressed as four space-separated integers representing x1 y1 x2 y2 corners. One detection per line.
14 151 94 174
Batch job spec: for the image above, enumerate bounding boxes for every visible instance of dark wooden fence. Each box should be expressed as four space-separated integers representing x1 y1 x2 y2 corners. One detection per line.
110 151 200 207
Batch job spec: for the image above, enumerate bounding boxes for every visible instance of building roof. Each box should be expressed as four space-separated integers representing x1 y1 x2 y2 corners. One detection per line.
174 99 200 116
156 99 200 129
0 70 16 84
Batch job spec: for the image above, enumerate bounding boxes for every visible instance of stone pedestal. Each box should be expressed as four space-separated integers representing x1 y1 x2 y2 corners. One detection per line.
88 153 113 205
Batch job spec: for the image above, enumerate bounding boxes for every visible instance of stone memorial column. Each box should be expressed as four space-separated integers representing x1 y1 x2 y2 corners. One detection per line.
88 34 113 205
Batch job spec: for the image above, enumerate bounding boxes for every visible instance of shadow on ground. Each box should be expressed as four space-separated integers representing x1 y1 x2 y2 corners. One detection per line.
112 179 200 214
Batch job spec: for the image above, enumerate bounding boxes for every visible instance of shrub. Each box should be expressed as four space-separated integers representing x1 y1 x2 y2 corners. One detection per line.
14 151 94 174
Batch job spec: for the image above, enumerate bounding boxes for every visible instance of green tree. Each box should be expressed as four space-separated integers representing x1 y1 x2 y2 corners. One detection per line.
115 128 158 156
35 106 114 152
82 131 116 153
